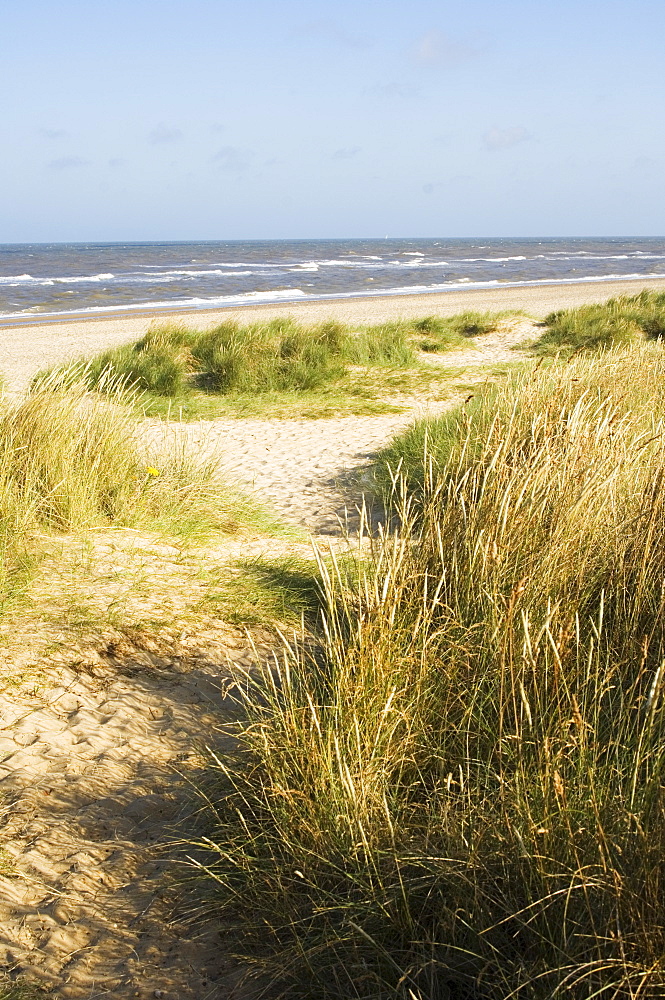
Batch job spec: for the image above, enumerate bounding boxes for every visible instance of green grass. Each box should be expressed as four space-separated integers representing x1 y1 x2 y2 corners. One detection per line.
412 310 509 350
40 313 521 419
197 555 324 628
411 310 525 353
136 359 491 421
45 318 417 396
190 343 665 999
0 373 270 609
535 289 665 353
138 387 407 420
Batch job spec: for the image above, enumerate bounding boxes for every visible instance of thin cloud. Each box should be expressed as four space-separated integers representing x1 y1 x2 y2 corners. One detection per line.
412 30 478 67
483 126 532 151
39 127 68 140
213 145 253 172
296 19 370 48
149 123 183 144
332 146 361 160
47 156 89 170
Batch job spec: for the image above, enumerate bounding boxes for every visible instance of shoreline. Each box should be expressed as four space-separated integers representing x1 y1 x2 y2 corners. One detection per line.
2 275 665 395
3 274 665 331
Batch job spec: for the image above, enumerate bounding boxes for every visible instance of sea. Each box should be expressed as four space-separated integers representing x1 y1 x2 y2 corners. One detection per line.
1 237 665 323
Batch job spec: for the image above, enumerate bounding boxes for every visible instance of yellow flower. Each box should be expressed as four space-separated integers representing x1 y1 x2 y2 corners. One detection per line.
146 466 160 477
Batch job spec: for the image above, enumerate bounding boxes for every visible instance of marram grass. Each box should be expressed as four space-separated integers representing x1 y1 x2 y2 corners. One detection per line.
0 371 262 606
192 344 665 999
37 312 512 416
536 289 665 353
41 317 418 399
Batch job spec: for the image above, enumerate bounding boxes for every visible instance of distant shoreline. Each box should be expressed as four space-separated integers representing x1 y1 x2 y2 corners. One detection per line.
2 275 665 396
3 273 665 331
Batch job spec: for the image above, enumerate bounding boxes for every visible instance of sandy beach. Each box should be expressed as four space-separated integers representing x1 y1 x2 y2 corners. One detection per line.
2 276 665 395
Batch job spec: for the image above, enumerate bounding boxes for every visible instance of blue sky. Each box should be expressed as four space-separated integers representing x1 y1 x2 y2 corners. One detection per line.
2 0 664 241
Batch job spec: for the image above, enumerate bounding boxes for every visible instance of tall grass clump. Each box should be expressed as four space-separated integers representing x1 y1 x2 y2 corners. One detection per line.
42 317 440 409
82 323 194 396
345 323 417 366
194 344 665 999
411 311 505 351
537 289 665 353
0 372 249 604
191 320 347 392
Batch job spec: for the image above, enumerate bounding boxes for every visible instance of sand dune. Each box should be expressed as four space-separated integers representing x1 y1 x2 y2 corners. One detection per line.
1 277 664 395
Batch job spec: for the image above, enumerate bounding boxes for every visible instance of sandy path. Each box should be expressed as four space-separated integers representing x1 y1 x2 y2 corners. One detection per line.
0 617 268 998
146 317 537 531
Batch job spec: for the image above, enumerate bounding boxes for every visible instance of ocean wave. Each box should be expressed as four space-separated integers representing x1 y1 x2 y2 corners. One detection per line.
120 268 261 280
139 260 278 269
340 272 665 296
123 253 663 276
54 273 115 283
528 253 665 262
10 258 566 284
147 268 256 278
0 272 116 286
0 268 265 288
2 264 665 324
337 272 665 296
450 255 528 263
287 258 448 270
0 274 38 284
0 287 308 320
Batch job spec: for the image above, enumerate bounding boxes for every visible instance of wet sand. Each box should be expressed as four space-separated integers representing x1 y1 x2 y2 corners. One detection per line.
2 276 665 394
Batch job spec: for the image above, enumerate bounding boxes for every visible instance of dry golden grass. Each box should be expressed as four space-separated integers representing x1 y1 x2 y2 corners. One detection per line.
0 372 270 610
192 344 665 999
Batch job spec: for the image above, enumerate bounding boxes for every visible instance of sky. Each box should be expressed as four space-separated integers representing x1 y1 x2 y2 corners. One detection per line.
2 0 664 241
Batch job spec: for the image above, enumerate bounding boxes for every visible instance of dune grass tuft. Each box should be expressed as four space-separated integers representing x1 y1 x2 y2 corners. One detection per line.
49 318 417 400
412 311 512 351
38 313 522 418
0 373 264 607
0 983 42 1000
191 344 665 999
536 289 665 353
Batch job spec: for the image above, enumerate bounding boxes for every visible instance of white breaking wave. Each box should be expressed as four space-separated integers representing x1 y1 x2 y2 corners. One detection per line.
452 255 528 263
144 268 256 278
0 287 308 321
5 272 665 326
0 272 115 286
0 269 264 287
54 273 115 283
